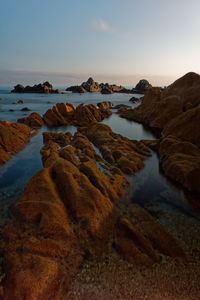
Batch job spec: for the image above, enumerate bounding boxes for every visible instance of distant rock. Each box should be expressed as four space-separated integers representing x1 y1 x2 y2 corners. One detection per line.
18 100 24 104
66 78 126 94
101 86 114 94
135 79 152 92
21 107 31 111
66 85 87 93
97 101 114 110
11 81 61 94
129 96 141 103
114 104 131 109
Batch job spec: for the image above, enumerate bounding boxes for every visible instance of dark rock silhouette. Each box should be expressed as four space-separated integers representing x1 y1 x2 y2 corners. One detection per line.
12 82 61 94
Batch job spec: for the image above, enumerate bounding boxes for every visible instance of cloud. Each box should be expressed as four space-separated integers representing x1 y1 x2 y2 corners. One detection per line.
91 18 113 33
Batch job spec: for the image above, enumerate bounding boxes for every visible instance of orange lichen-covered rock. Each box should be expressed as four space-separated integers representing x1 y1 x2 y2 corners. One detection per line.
80 123 151 174
43 103 111 127
159 136 200 193
119 72 200 131
18 112 44 128
1 127 185 299
163 104 200 147
119 88 183 131
43 103 76 126
0 120 32 165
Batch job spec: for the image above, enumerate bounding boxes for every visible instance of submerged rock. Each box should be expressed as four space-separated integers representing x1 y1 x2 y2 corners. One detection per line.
0 121 32 164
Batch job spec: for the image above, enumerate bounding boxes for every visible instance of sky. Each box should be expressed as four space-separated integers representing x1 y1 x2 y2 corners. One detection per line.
1 0 200 86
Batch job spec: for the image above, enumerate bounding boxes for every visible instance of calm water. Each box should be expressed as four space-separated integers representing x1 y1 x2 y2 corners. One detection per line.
0 87 199 225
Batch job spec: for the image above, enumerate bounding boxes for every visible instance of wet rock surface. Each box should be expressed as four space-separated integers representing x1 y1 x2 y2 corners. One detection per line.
0 124 184 299
0 120 33 165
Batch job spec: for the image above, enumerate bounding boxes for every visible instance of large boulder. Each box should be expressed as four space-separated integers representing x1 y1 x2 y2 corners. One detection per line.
81 77 101 92
0 121 32 164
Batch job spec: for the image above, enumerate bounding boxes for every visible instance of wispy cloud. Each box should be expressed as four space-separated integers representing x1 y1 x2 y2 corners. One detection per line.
91 18 114 33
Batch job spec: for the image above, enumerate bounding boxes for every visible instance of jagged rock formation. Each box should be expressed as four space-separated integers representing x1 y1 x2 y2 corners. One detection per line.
43 103 111 126
135 79 152 92
66 77 153 94
0 124 184 299
118 72 200 194
18 112 44 129
11 82 61 94
0 121 33 164
97 101 114 109
66 78 125 94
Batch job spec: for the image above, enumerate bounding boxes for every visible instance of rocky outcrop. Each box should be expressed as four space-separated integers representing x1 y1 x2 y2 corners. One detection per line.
66 85 87 93
11 82 61 94
118 72 200 194
43 103 111 127
79 123 151 174
97 101 114 110
119 87 183 131
1 124 184 299
129 96 141 103
159 136 200 193
119 72 200 132
43 103 76 126
66 78 125 94
18 112 45 129
0 121 32 164
135 79 152 92
163 104 200 147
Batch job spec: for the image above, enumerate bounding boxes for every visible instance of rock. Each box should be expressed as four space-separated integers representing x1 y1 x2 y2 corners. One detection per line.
18 112 44 129
129 96 141 103
163 104 200 147
12 82 59 94
66 78 126 94
9 109 14 112
0 121 32 164
43 103 76 126
21 107 31 111
114 104 131 110
135 79 152 92
12 102 17 104
97 101 114 110
12 84 24 93
1 127 184 298
66 85 87 93
119 88 183 131
159 136 200 193
43 103 111 127
101 87 114 94
18 100 24 104
79 123 151 174
81 77 101 93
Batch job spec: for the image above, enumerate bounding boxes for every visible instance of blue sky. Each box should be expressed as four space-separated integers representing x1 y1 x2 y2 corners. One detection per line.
1 0 200 86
